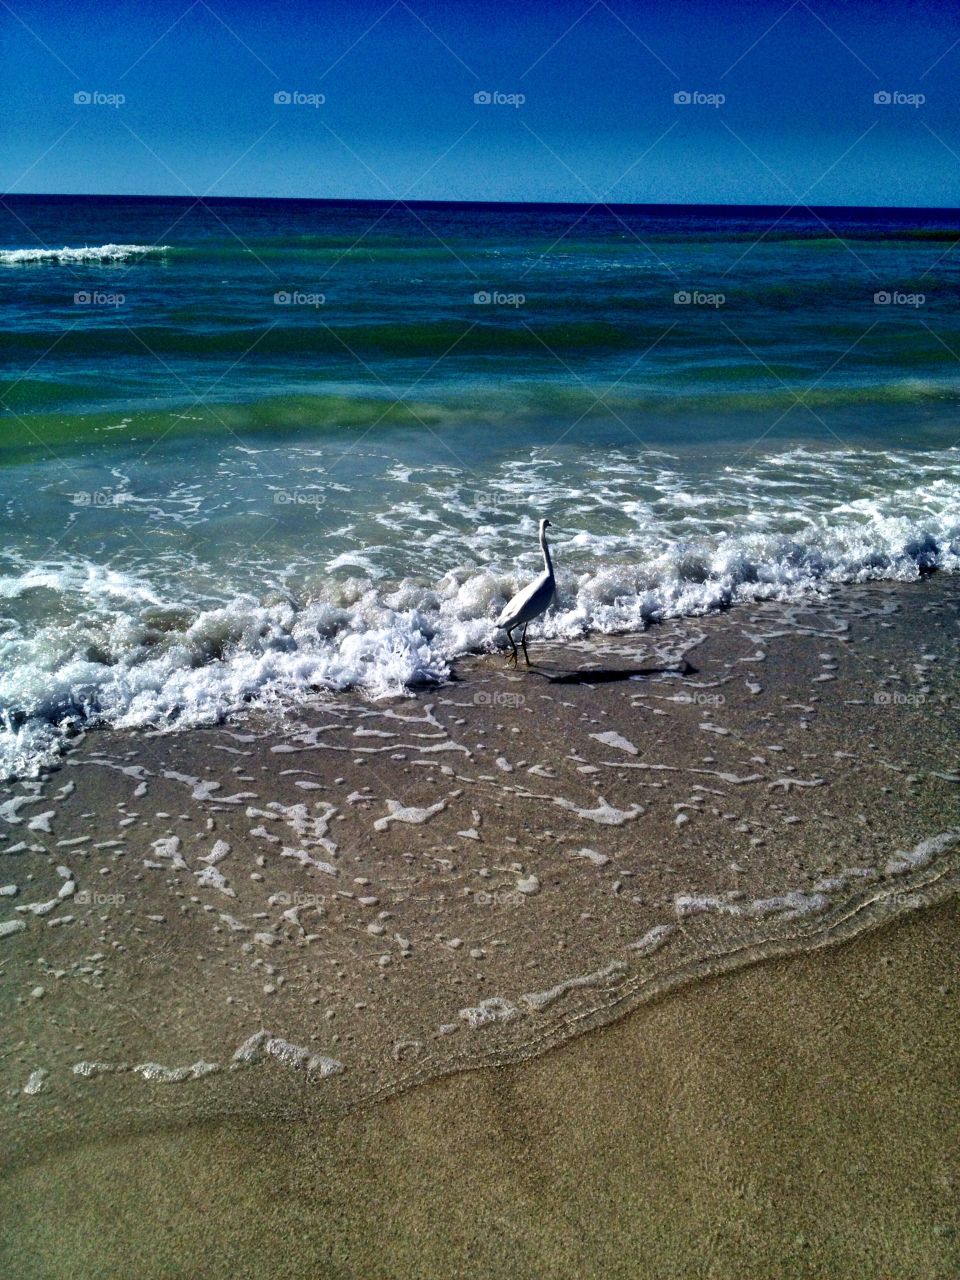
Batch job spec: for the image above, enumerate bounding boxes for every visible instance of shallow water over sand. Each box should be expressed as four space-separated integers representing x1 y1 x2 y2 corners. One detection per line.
1 576 957 1156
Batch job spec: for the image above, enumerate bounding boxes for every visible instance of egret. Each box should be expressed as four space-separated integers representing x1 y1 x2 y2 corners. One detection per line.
495 518 556 666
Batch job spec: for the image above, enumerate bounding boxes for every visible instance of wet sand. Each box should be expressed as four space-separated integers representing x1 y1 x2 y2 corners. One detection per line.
1 576 958 1276
1 579 958 1132
2 898 957 1280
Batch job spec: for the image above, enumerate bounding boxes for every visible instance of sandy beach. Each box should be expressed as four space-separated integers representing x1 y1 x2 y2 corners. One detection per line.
3 898 957 1280
1 574 958 1277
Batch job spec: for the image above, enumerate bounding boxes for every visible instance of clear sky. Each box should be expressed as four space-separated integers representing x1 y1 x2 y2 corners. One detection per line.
2 0 959 206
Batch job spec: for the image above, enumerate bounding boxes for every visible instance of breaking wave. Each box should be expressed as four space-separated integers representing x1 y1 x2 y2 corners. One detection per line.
2 466 958 779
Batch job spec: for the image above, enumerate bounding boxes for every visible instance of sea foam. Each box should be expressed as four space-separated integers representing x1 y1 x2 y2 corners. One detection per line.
0 453 958 779
0 243 168 265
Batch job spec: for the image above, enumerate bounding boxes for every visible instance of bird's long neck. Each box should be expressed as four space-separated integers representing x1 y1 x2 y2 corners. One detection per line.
539 527 553 576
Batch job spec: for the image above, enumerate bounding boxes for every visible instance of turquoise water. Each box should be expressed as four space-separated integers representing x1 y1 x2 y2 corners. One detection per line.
1 195 959 775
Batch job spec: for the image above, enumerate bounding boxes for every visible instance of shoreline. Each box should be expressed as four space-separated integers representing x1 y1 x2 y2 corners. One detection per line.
3 897 957 1279
0 573 957 1153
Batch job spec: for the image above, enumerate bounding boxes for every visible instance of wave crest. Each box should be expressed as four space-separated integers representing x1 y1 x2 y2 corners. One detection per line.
0 243 168 265
1 485 958 779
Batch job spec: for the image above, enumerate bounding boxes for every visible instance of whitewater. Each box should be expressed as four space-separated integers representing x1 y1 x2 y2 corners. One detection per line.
2 440 958 779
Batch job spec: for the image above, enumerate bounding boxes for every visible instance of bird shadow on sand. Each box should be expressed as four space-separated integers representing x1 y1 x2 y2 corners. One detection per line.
525 657 699 684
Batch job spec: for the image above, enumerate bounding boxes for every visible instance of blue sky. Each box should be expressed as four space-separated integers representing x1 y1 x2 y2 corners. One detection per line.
2 0 959 205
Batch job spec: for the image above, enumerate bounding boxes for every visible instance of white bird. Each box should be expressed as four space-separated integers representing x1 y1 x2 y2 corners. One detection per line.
496 518 556 667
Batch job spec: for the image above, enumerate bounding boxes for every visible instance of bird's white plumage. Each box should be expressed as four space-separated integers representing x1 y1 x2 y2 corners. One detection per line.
495 570 553 628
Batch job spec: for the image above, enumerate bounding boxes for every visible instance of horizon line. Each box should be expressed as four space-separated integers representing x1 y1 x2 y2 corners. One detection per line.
3 193 960 215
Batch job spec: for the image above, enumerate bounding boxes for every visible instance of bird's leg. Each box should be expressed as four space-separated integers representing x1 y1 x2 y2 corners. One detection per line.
505 627 518 667
520 622 530 666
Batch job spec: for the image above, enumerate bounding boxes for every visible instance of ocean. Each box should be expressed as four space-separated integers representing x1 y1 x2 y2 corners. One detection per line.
1 194 959 778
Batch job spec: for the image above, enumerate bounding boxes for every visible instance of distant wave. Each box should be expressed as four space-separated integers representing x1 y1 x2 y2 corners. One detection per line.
3 379 960 451
1 316 958 372
0 319 640 358
0 243 168 265
2 228 956 269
